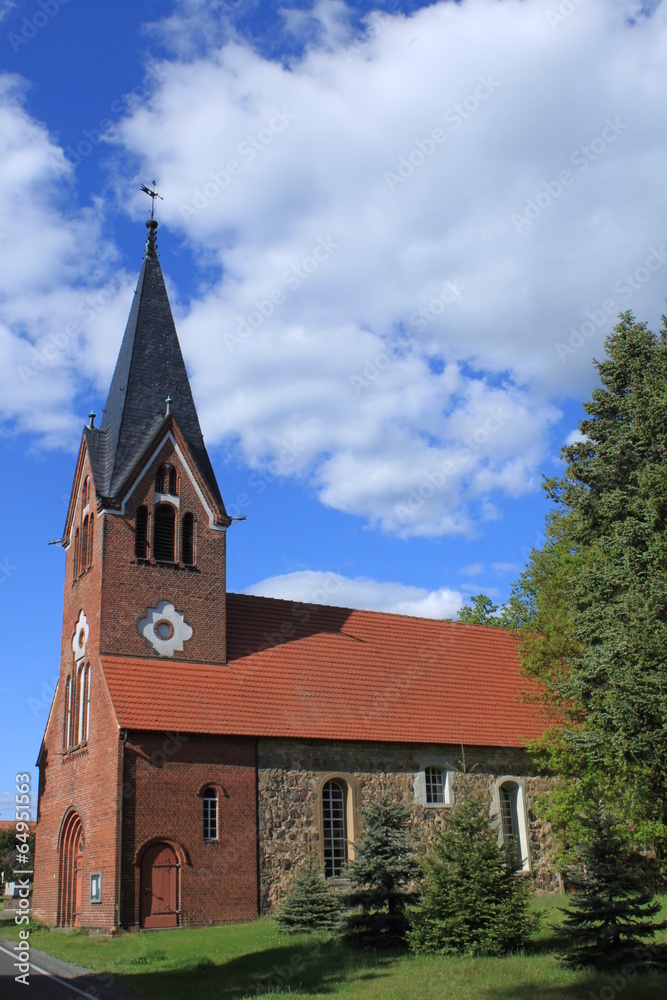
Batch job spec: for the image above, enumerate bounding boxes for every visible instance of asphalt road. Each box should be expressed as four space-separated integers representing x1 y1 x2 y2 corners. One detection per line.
0 940 140 1000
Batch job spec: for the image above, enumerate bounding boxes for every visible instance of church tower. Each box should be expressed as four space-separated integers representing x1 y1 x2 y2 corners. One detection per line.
32 219 251 932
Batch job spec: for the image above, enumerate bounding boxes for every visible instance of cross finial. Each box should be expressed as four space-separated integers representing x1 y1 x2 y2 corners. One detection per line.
165 395 172 416
140 180 163 220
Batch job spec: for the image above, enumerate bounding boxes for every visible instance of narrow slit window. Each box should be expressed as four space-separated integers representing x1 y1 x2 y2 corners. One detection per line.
73 529 80 582
81 516 89 575
63 676 72 750
168 467 177 495
135 505 149 559
203 788 218 840
154 504 175 562
86 515 94 570
182 513 194 565
322 779 347 877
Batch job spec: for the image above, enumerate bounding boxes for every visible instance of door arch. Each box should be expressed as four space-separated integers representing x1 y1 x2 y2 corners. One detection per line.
58 810 83 927
140 842 179 929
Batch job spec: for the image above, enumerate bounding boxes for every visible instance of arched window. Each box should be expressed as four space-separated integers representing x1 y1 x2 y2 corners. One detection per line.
77 664 90 744
135 505 149 559
168 467 177 495
322 779 347 877
494 779 530 872
203 788 218 841
82 476 89 507
154 504 175 562
155 466 164 493
86 515 94 571
81 516 89 575
182 513 194 565
73 529 80 582
63 676 72 750
425 765 445 805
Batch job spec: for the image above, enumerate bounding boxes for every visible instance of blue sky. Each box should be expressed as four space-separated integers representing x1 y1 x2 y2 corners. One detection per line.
1 0 666 816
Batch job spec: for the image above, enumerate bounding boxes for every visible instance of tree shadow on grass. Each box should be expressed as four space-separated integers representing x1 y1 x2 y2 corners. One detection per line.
105 937 400 1000
489 969 667 1000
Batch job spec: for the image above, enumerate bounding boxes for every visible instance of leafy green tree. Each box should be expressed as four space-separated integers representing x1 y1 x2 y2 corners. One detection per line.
275 850 341 934
560 800 666 967
409 770 532 956
512 312 667 866
343 793 420 948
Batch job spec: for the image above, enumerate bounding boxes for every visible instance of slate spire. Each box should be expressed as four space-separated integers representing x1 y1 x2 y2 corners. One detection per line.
95 219 224 509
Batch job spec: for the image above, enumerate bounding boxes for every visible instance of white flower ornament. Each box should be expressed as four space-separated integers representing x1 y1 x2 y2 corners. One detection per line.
138 601 193 657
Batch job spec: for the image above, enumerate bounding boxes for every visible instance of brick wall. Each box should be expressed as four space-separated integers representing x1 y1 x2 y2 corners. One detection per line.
99 436 227 664
33 447 123 931
120 732 258 927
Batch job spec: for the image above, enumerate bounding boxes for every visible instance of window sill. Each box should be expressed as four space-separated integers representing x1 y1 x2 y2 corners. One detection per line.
63 742 88 759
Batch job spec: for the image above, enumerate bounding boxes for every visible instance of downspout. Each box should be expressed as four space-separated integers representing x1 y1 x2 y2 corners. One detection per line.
116 729 128 931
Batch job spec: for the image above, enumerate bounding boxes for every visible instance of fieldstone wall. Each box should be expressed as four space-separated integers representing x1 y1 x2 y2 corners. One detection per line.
257 739 559 913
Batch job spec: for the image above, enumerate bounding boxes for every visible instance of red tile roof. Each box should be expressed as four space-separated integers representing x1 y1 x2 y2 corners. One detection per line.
101 593 546 747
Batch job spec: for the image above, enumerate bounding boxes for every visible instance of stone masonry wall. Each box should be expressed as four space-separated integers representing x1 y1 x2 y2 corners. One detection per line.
257 739 558 913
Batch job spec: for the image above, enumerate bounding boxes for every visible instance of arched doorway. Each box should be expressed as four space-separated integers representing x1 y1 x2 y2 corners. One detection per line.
58 810 83 927
140 843 179 928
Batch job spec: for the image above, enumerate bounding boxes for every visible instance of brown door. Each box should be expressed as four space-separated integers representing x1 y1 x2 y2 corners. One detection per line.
141 844 179 929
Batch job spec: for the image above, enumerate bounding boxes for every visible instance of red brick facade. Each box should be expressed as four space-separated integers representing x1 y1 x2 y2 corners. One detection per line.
33 423 256 930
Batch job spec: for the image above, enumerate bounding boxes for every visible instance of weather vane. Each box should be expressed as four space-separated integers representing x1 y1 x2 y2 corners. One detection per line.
140 180 163 220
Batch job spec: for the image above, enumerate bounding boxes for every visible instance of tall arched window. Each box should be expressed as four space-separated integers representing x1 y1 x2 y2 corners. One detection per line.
182 513 194 565
154 504 175 562
494 778 530 871
168 467 177 495
82 476 89 507
86 515 94 570
203 788 218 841
322 779 347 877
73 529 80 582
155 466 165 493
77 664 90 744
500 784 519 849
63 676 72 750
135 505 149 559
81 516 89 575
425 765 445 805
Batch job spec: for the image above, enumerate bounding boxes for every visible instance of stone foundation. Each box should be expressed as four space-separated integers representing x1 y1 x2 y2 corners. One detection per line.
257 739 558 912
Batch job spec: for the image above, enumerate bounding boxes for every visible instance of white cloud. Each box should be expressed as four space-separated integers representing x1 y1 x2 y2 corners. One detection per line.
0 790 36 820
245 569 464 619
459 563 484 576
3 1 667 536
0 76 134 448
492 562 520 575
566 428 588 445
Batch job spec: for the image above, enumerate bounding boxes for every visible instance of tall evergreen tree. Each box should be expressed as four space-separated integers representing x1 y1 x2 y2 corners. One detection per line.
275 850 341 934
560 801 666 967
511 312 667 864
409 770 532 956
343 793 420 949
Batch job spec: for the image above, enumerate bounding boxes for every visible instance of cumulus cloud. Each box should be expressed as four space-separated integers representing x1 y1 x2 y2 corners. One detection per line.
107 0 667 536
0 76 135 447
3 0 667 536
244 569 464 618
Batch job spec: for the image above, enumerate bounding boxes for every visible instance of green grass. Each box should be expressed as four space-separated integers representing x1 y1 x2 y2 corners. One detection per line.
2 896 667 999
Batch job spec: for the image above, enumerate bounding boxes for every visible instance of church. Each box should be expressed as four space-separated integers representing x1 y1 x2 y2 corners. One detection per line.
33 217 556 932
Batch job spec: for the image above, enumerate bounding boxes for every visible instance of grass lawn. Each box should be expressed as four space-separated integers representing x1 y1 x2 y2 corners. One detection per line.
2 896 667 999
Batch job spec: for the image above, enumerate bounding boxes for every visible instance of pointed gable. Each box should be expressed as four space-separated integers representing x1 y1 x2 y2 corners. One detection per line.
97 220 223 510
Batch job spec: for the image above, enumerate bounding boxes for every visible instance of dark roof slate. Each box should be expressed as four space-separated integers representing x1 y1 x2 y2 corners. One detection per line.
97 222 223 508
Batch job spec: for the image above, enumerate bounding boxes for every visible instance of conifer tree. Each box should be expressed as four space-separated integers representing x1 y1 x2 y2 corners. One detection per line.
275 850 341 934
560 801 667 967
343 793 420 948
409 770 532 956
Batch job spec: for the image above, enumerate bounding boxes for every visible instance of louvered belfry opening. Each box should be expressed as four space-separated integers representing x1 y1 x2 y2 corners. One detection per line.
182 512 194 565
135 505 149 559
154 503 175 562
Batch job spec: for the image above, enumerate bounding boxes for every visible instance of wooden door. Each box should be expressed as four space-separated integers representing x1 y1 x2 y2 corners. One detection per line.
140 844 179 929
